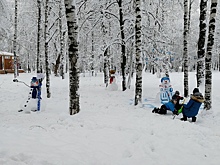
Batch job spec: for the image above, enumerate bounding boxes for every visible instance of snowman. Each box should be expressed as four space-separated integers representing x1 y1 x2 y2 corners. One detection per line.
159 76 174 104
108 70 118 91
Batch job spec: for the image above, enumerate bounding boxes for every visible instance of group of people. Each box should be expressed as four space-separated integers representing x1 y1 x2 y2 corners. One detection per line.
152 88 204 122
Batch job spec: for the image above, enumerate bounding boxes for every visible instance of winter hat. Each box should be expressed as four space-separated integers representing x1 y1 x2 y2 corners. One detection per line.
174 91 180 95
193 88 199 94
172 95 178 100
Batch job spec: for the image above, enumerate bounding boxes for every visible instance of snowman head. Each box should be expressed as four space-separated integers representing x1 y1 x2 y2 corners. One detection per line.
160 77 170 85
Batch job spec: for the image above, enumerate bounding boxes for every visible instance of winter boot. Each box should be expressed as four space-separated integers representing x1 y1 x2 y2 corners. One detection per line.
192 117 197 122
158 105 167 114
180 115 187 121
158 108 167 114
152 108 159 113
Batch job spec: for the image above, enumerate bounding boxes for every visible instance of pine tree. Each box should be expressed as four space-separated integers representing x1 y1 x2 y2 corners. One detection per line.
64 0 80 115
204 0 218 110
134 0 142 105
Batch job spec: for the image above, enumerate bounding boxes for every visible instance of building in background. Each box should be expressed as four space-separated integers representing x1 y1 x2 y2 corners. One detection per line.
0 51 24 74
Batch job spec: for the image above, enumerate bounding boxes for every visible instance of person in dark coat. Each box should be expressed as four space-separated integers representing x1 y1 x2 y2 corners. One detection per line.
172 91 184 110
180 88 204 122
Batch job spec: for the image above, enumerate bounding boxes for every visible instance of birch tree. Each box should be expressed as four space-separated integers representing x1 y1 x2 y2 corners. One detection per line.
13 0 18 79
103 48 109 86
183 0 189 97
134 0 142 105
45 0 51 98
204 0 218 110
102 22 109 87
118 0 126 91
59 0 65 79
64 0 80 115
197 0 208 87
54 0 65 78
37 0 42 72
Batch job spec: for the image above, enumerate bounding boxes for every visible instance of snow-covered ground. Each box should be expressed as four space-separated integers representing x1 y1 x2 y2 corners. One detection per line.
0 71 220 165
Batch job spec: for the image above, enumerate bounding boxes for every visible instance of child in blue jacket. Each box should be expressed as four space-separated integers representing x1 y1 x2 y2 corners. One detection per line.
152 96 178 114
181 88 204 122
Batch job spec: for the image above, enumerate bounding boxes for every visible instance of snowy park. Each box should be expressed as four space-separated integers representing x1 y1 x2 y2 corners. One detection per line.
1 1 220 164
1 71 220 165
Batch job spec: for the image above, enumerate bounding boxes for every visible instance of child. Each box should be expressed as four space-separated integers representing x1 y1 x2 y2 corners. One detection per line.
172 91 184 110
152 96 178 115
180 88 204 122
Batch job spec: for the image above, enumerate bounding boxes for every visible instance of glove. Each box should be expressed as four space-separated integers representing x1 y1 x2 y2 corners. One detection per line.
173 109 178 115
178 107 183 114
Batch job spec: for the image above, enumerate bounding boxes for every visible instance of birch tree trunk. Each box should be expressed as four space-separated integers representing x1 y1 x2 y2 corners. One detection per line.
54 52 61 77
204 0 218 110
183 0 189 97
219 52 220 71
127 46 134 89
64 0 80 115
91 31 95 75
102 22 109 86
13 0 18 79
134 0 142 105
118 0 126 91
54 0 64 78
37 0 42 72
188 0 192 33
45 0 51 98
197 0 207 87
103 49 109 87
59 0 65 79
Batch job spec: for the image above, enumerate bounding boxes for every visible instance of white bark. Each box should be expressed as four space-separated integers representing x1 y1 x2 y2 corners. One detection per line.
134 0 142 105
64 0 80 115
183 0 189 97
45 0 51 98
204 0 218 110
